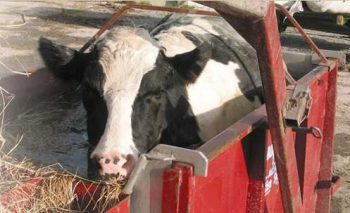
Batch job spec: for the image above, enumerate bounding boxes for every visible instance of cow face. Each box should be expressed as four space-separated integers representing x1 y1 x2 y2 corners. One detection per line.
89 46 210 179
83 28 208 176
39 27 210 179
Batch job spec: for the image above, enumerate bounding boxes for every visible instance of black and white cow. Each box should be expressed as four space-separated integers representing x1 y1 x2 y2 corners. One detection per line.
305 0 350 13
39 17 262 179
276 0 350 14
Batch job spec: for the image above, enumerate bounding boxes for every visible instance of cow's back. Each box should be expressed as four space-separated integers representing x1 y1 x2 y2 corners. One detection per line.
155 16 262 141
306 1 350 14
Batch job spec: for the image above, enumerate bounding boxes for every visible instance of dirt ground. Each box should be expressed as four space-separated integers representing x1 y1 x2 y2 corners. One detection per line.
332 71 350 213
0 1 349 212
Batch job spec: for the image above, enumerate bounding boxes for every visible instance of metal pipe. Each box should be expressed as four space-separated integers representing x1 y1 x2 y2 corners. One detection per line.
79 3 218 53
79 4 131 53
275 3 329 64
129 4 218 16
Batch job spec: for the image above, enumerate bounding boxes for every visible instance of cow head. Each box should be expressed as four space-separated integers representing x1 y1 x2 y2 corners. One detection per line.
39 27 210 179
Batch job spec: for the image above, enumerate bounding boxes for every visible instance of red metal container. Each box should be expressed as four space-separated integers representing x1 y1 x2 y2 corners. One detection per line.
160 62 339 213
0 2 340 213
107 60 339 213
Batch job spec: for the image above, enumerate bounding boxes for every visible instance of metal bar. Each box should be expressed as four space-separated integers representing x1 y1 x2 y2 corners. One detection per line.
198 0 269 19
79 4 130 53
198 106 267 160
175 165 194 213
79 3 218 53
128 4 218 16
315 61 338 213
254 4 298 213
209 2 299 212
122 155 148 194
162 167 182 213
162 165 195 213
275 4 329 64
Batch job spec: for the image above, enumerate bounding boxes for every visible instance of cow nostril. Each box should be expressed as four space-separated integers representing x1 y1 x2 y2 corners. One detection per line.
113 158 119 165
105 158 111 164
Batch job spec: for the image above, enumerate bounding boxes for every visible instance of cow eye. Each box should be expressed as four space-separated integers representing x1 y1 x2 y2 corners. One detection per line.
143 92 163 104
155 93 162 100
145 97 152 104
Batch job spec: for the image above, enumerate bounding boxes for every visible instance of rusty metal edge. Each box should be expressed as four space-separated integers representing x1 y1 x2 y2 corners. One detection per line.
79 3 218 53
275 3 329 64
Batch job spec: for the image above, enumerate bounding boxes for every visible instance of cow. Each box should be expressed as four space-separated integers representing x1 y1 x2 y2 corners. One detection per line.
38 16 263 179
276 0 350 14
305 0 350 14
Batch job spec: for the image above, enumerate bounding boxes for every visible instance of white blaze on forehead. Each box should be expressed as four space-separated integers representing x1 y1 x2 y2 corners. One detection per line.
91 27 159 157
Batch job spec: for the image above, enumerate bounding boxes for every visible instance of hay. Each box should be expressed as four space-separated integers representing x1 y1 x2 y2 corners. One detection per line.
0 87 125 212
0 155 126 212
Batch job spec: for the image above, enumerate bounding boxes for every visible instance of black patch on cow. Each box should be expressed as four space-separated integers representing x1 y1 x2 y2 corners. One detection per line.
180 31 230 65
160 96 202 148
83 82 108 179
131 55 177 152
81 61 108 179
244 86 264 103
132 91 168 153
132 50 204 152
84 61 105 94
165 43 211 83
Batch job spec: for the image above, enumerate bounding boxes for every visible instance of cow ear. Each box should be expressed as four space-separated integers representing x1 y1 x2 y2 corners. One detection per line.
39 37 89 82
166 43 211 83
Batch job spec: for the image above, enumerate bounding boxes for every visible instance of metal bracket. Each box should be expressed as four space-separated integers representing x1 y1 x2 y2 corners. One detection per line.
122 144 208 195
148 144 208 176
121 144 208 213
283 83 312 127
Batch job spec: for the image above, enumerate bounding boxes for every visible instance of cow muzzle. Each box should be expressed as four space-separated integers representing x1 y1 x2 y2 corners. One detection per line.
91 152 136 178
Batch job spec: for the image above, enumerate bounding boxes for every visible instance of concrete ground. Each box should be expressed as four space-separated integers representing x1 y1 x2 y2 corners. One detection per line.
0 1 349 212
